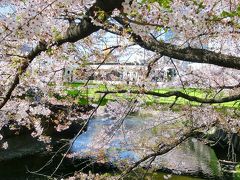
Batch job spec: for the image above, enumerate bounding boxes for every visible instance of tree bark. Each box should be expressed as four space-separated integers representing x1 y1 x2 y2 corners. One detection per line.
132 34 240 70
96 89 240 103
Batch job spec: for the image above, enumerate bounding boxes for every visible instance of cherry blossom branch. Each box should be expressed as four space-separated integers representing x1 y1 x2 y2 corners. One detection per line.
95 89 240 104
0 40 48 109
0 0 59 44
0 0 125 110
114 17 240 70
1 0 240 111
134 33 240 70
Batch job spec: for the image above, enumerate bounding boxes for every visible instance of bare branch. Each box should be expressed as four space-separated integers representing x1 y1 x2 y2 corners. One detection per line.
84 45 120 86
119 119 218 179
119 128 196 179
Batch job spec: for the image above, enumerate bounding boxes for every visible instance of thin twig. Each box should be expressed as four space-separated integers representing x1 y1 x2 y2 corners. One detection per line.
146 55 162 78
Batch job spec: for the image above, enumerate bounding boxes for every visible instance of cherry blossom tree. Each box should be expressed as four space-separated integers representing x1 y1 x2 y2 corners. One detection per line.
0 0 240 178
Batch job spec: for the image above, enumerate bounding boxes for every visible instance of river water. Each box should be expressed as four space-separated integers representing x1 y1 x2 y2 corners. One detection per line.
0 114 228 179
71 115 222 179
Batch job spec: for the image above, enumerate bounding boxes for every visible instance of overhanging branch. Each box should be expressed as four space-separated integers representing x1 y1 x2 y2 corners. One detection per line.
119 122 215 179
95 89 240 104
137 35 240 70
114 17 240 70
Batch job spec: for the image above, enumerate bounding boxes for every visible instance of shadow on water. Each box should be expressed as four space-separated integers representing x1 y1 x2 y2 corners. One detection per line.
0 155 204 180
0 154 50 180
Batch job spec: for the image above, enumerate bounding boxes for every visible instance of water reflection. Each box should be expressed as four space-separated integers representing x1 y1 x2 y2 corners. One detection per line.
71 115 222 179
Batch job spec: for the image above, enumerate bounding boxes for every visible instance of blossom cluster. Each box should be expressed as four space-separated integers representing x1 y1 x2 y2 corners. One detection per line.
120 0 240 50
